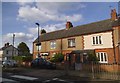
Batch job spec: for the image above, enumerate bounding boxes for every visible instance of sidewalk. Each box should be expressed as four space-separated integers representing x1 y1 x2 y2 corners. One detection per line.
59 75 120 83
66 70 120 81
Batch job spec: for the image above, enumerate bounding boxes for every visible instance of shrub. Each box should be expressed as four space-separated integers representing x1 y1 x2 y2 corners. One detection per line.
13 56 33 62
50 53 64 62
87 53 98 63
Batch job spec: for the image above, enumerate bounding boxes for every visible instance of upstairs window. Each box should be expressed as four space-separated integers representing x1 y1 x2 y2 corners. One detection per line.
92 36 102 45
50 40 56 49
6 50 9 54
96 52 108 63
68 38 75 48
37 46 41 50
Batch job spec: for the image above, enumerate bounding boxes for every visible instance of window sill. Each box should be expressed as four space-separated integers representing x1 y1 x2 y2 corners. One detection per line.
92 44 103 46
99 61 108 63
50 48 56 50
68 46 76 48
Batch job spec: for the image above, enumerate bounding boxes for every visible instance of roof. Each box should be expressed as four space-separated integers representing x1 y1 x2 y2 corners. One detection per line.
0 45 18 51
112 18 120 27
34 19 114 43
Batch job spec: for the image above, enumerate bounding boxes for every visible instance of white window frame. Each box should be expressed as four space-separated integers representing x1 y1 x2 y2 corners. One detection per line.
36 46 41 50
96 52 108 63
92 35 103 45
68 38 76 48
50 40 56 49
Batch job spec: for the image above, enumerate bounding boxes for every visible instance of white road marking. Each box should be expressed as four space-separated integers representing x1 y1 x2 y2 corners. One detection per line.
43 80 51 83
11 75 38 81
52 78 58 80
0 77 17 82
58 79 66 81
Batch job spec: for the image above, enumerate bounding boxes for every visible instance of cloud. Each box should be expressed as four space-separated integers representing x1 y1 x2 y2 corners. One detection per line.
2 32 34 48
17 2 85 23
28 22 65 35
16 0 33 6
2 22 65 53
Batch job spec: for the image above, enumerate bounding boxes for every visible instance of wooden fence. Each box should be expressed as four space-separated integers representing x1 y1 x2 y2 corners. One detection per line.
67 63 120 80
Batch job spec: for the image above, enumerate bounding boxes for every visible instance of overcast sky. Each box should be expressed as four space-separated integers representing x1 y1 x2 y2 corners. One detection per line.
2 2 118 53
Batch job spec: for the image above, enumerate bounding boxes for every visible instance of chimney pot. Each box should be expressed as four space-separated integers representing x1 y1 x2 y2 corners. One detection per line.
111 9 118 20
66 21 73 30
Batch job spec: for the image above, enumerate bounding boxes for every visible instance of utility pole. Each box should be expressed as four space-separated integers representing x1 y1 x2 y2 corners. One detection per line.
12 34 15 59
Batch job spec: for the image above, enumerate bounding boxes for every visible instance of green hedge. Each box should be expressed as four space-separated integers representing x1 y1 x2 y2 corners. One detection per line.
50 53 64 62
13 56 33 62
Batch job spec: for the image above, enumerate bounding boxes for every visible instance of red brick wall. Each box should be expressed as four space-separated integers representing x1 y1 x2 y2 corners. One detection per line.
95 48 114 64
115 46 120 63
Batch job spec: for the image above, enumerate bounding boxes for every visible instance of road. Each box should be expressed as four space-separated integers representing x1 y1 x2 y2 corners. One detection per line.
1 67 120 83
2 72 72 83
2 72 120 83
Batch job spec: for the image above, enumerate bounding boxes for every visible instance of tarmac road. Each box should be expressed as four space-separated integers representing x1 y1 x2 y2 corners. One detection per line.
2 67 120 83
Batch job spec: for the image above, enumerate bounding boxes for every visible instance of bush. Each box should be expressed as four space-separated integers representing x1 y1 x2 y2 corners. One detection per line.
50 53 64 62
22 56 33 62
13 56 33 62
87 53 98 63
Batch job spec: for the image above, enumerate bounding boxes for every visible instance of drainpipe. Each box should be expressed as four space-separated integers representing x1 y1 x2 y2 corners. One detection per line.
112 30 117 64
118 42 120 63
61 38 62 54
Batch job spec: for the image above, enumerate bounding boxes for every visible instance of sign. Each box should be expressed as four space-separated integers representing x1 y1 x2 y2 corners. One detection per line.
41 53 49 56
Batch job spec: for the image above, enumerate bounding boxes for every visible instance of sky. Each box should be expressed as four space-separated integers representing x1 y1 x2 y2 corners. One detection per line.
1 1 119 53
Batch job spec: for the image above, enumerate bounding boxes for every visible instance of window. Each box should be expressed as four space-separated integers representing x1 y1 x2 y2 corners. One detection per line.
50 40 56 49
37 46 41 50
92 36 102 45
52 53 56 57
6 50 9 54
96 52 108 63
68 38 75 48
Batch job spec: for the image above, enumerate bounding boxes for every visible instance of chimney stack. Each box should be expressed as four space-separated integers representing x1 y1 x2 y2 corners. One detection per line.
66 21 73 30
111 9 118 20
4 42 10 47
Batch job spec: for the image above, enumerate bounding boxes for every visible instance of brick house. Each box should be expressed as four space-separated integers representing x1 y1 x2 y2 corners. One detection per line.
33 9 120 64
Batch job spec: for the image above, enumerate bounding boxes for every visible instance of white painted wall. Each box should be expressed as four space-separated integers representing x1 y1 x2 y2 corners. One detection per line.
0 51 3 61
84 32 113 49
0 51 3 55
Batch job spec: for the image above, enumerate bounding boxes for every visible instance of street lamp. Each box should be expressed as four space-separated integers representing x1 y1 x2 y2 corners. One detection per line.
35 23 41 58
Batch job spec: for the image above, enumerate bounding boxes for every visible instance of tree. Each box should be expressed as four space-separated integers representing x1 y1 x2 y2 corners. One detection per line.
18 42 30 56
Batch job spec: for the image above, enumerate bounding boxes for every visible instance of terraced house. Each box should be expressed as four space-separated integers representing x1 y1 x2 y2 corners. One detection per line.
33 9 120 64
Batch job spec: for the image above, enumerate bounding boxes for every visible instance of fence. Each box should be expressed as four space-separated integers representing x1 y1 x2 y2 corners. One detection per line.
67 63 120 80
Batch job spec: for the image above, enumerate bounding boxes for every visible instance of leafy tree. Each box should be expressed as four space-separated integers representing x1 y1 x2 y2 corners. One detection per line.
50 53 64 62
18 42 30 56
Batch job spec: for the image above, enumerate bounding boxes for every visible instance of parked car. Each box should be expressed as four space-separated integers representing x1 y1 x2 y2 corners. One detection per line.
2 60 18 67
31 58 56 69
